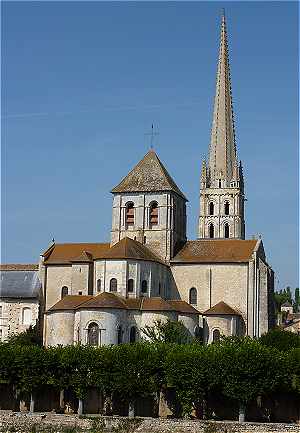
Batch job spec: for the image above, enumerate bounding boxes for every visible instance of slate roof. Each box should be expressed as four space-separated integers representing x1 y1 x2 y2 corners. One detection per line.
171 239 258 263
202 301 241 316
111 150 187 200
0 269 41 298
48 293 199 315
43 238 165 265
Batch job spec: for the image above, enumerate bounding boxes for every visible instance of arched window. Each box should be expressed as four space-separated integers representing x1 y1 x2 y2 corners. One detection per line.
224 223 230 239
141 280 148 294
0 306 2 317
189 287 197 305
127 279 134 293
87 322 99 346
126 202 134 226
209 223 214 239
158 282 161 295
22 307 32 325
224 201 230 215
97 279 101 292
219 179 222 188
117 326 123 345
129 326 136 343
110 278 117 292
143 236 146 244
209 202 214 216
213 329 221 343
150 202 158 225
61 286 68 299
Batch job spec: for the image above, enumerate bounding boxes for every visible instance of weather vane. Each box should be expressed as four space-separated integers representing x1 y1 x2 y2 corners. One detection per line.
144 124 159 149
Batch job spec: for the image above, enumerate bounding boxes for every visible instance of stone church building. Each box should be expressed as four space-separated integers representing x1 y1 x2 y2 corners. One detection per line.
38 15 274 346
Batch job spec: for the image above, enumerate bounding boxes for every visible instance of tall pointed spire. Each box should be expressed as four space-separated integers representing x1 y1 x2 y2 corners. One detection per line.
208 12 238 184
198 13 245 240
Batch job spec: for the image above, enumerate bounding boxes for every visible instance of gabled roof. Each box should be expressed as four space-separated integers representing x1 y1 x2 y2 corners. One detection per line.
48 295 93 311
43 238 166 266
111 150 187 200
0 270 41 298
106 237 165 264
171 239 258 263
43 243 110 264
47 293 199 315
203 301 241 316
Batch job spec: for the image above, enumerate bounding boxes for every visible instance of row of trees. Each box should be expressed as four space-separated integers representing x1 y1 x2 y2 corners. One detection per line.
0 330 299 422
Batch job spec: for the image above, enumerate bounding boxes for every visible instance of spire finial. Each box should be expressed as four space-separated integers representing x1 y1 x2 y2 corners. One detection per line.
144 123 159 150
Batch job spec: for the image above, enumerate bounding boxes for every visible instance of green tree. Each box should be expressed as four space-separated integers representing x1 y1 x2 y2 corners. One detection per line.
259 328 300 351
141 319 193 344
111 343 161 417
6 326 41 346
164 344 222 418
218 339 290 422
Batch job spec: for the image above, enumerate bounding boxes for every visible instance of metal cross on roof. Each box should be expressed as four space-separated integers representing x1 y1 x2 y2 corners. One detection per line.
144 124 159 149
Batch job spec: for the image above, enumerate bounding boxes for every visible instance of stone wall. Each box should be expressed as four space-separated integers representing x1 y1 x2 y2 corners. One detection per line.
0 413 298 433
0 299 39 341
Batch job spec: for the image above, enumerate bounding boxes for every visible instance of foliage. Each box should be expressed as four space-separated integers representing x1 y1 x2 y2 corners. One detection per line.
0 336 298 418
6 325 42 346
141 319 193 344
259 328 300 351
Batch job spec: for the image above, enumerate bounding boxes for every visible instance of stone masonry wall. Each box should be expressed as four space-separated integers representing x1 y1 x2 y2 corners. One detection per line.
0 413 298 433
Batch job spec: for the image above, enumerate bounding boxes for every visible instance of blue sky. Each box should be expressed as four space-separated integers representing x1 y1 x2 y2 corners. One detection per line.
2 2 298 290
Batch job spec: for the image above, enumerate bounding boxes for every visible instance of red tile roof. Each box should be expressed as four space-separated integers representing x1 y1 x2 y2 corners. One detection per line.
202 301 241 316
43 238 166 265
171 239 258 263
0 264 38 271
47 293 199 315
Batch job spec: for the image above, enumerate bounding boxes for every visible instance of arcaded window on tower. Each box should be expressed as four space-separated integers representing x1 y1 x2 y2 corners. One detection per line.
189 287 197 305
61 286 68 299
87 322 99 346
209 224 214 238
150 202 158 225
110 278 117 292
127 279 134 293
209 202 214 215
224 201 230 215
125 202 134 226
224 223 230 238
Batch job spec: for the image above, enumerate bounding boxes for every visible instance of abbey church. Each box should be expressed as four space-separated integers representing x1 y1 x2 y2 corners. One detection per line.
1 15 275 346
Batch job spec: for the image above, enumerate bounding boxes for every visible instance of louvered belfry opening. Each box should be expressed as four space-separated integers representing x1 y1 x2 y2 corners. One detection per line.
126 202 134 226
150 202 158 225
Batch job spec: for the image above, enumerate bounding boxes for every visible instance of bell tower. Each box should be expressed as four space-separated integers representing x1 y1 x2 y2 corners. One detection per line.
198 13 245 240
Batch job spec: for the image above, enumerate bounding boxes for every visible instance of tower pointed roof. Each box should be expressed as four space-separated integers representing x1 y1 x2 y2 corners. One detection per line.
208 13 238 182
111 150 187 200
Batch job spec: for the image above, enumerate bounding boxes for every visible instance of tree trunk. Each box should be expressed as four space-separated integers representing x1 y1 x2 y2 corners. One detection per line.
128 400 135 418
238 402 245 423
59 389 65 410
78 398 83 416
202 398 207 420
29 394 35 413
